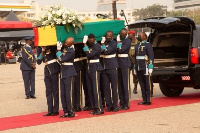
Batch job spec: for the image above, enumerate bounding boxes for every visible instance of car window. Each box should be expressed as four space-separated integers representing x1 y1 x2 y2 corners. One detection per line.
152 33 190 47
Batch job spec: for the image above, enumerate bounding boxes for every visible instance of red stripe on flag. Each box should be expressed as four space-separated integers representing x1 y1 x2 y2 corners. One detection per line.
33 28 39 47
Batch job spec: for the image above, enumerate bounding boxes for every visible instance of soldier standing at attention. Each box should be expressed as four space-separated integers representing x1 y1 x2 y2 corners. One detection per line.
101 31 119 112
73 45 83 112
117 28 131 110
128 30 139 94
20 37 36 99
134 32 154 105
80 48 94 111
83 34 104 115
37 46 60 116
56 37 77 118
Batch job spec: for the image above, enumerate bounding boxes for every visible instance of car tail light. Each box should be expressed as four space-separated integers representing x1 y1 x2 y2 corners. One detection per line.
191 48 199 64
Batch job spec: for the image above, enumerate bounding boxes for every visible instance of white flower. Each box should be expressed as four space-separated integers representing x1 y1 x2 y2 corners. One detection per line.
73 23 75 27
68 19 72 23
62 21 66 25
52 10 56 14
72 16 76 21
56 10 63 16
62 13 66 19
56 19 62 24
36 5 83 33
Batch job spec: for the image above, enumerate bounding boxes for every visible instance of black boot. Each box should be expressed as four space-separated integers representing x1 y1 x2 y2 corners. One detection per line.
133 84 137 94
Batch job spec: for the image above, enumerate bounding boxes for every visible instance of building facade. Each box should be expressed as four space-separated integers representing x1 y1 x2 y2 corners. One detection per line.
174 0 200 10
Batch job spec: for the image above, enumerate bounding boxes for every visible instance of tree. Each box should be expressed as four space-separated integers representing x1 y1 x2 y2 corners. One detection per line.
133 4 167 20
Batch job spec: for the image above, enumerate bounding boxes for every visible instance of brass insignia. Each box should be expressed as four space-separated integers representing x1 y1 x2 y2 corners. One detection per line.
63 49 67 55
46 49 51 54
89 48 92 53
141 46 145 51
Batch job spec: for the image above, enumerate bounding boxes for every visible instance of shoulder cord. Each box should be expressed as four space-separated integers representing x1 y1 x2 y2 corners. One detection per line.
23 48 33 62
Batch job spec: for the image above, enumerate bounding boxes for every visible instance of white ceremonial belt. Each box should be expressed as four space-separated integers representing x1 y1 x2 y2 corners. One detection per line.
100 55 104 58
62 62 73 65
102 54 116 58
80 57 87 60
136 56 145 60
74 58 80 62
45 59 57 65
88 59 99 63
131 46 135 50
118 54 128 57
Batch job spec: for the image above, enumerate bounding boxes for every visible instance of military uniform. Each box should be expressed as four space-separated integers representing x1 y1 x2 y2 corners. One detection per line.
73 45 84 111
101 40 119 111
37 46 60 115
80 50 92 110
57 46 76 117
129 39 139 93
83 41 104 114
20 44 36 98
117 38 131 109
134 41 154 104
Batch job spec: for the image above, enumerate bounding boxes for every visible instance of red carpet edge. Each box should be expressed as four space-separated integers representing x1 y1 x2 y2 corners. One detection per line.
0 93 200 131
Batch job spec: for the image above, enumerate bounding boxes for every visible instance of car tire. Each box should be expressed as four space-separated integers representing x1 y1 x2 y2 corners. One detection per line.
159 83 184 97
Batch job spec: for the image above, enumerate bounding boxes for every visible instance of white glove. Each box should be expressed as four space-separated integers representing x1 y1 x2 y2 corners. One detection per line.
41 46 46 51
101 37 106 44
134 69 137 75
117 34 120 42
83 35 88 43
57 41 62 51
149 69 153 75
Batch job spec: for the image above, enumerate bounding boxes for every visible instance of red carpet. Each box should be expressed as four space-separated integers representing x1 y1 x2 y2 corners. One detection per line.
0 93 200 131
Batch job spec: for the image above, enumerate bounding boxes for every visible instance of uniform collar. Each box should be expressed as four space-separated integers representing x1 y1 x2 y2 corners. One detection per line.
141 41 147 44
25 44 31 48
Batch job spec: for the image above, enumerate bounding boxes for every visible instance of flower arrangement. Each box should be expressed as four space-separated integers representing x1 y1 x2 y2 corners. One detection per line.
34 5 84 34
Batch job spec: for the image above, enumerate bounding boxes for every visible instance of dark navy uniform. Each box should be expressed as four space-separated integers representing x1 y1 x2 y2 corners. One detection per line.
117 38 131 109
101 40 119 110
37 46 60 114
20 44 36 98
80 50 92 110
73 45 83 111
83 42 104 112
100 53 105 108
57 46 77 115
134 41 154 103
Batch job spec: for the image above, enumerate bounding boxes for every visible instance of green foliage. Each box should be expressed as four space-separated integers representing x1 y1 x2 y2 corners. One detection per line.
133 4 167 20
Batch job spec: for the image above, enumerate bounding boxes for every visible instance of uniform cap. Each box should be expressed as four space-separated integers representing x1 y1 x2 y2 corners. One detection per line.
128 30 135 34
24 36 33 40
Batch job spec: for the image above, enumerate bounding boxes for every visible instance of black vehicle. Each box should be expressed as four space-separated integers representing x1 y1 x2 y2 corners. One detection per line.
128 17 200 97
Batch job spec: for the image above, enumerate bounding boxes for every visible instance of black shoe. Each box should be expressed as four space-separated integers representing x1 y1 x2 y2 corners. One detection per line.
83 106 93 111
67 112 75 118
112 107 119 112
25 96 29 99
52 112 59 116
106 107 113 112
93 109 104 115
145 102 151 105
30 95 36 99
133 89 137 94
73 107 82 112
118 106 124 110
89 110 95 114
59 113 68 118
43 112 52 116
123 106 130 110
138 101 146 105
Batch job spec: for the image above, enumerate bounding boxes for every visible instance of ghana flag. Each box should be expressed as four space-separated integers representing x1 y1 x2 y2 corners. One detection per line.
33 20 125 46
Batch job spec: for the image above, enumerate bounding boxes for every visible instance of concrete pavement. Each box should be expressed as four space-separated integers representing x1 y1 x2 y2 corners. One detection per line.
0 63 200 133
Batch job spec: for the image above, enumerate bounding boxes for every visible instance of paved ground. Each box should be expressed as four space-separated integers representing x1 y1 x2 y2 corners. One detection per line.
0 63 200 133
